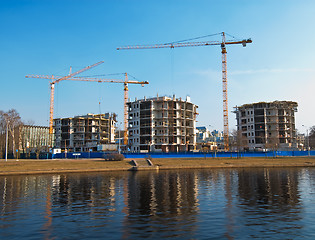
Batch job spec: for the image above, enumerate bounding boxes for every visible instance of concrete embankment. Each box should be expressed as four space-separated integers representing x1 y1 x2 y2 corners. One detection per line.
0 157 315 176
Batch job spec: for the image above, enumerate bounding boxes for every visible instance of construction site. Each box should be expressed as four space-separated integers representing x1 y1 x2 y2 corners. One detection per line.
13 31 312 157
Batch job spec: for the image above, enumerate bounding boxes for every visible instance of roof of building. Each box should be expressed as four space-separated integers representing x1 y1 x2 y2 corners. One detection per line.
127 94 194 104
234 100 298 110
53 113 116 121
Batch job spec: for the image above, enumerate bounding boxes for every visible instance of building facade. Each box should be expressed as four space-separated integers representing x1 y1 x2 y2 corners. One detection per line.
54 113 116 152
234 101 298 150
0 125 52 158
18 125 52 153
127 95 198 152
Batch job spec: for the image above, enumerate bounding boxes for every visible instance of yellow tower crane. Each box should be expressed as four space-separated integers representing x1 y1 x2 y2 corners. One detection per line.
117 32 252 151
26 71 148 146
25 61 104 134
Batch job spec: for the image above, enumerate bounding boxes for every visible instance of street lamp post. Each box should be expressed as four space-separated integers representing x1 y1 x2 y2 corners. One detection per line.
302 125 310 156
5 121 8 162
118 122 122 154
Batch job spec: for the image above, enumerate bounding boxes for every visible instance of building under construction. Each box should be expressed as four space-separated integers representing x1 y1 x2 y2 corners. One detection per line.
234 101 298 150
54 113 116 152
127 95 198 152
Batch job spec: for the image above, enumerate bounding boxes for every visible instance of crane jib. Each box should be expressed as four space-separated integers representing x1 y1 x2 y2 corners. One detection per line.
117 39 252 50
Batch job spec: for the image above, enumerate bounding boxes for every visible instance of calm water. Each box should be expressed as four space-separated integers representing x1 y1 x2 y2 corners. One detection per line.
1 168 315 239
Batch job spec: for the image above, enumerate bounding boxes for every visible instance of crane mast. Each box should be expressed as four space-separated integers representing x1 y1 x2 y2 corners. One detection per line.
124 73 129 145
117 32 252 151
221 32 229 151
50 79 55 134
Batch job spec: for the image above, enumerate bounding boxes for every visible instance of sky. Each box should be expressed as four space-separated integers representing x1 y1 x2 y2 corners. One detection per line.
0 0 314 134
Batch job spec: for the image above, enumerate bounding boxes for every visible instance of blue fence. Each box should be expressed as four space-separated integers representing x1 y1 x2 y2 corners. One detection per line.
51 150 315 159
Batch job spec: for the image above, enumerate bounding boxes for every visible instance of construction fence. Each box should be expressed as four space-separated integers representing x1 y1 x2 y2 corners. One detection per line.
4 150 314 160
49 150 315 159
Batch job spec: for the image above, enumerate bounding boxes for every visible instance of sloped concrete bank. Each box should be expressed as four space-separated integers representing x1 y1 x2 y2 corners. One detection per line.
0 157 315 176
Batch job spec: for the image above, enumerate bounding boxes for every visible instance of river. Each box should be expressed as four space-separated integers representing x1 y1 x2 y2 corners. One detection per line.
1 167 315 239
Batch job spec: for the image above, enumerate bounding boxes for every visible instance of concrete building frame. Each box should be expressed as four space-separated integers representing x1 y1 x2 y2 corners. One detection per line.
127 95 198 152
54 113 116 152
234 101 298 151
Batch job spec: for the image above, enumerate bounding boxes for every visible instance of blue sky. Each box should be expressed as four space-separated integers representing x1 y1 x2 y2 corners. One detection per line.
1 0 314 134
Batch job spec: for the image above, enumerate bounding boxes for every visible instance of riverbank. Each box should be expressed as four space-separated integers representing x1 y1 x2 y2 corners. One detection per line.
1 156 315 176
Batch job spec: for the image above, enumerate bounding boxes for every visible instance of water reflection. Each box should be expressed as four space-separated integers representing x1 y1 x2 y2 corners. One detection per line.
0 168 315 239
124 171 199 238
236 168 303 239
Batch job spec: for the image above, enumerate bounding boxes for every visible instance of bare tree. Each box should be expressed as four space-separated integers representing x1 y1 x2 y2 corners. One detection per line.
265 137 279 158
0 109 22 158
230 129 248 157
24 119 35 126
18 120 35 157
0 111 6 158
310 125 315 149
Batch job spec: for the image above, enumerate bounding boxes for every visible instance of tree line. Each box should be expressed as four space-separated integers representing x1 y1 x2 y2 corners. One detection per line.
0 109 47 159
230 126 315 154
309 126 315 149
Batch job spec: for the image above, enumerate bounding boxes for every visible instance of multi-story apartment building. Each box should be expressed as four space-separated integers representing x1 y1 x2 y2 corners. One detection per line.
54 113 116 152
127 95 198 152
234 101 298 150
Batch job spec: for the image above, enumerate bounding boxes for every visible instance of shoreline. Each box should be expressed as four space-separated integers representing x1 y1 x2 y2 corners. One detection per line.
0 157 315 176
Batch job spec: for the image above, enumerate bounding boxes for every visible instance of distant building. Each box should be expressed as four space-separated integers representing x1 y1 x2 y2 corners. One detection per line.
196 127 210 143
196 127 223 143
0 125 52 158
53 113 116 152
234 101 298 150
127 95 198 152
18 125 52 153
196 127 224 151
